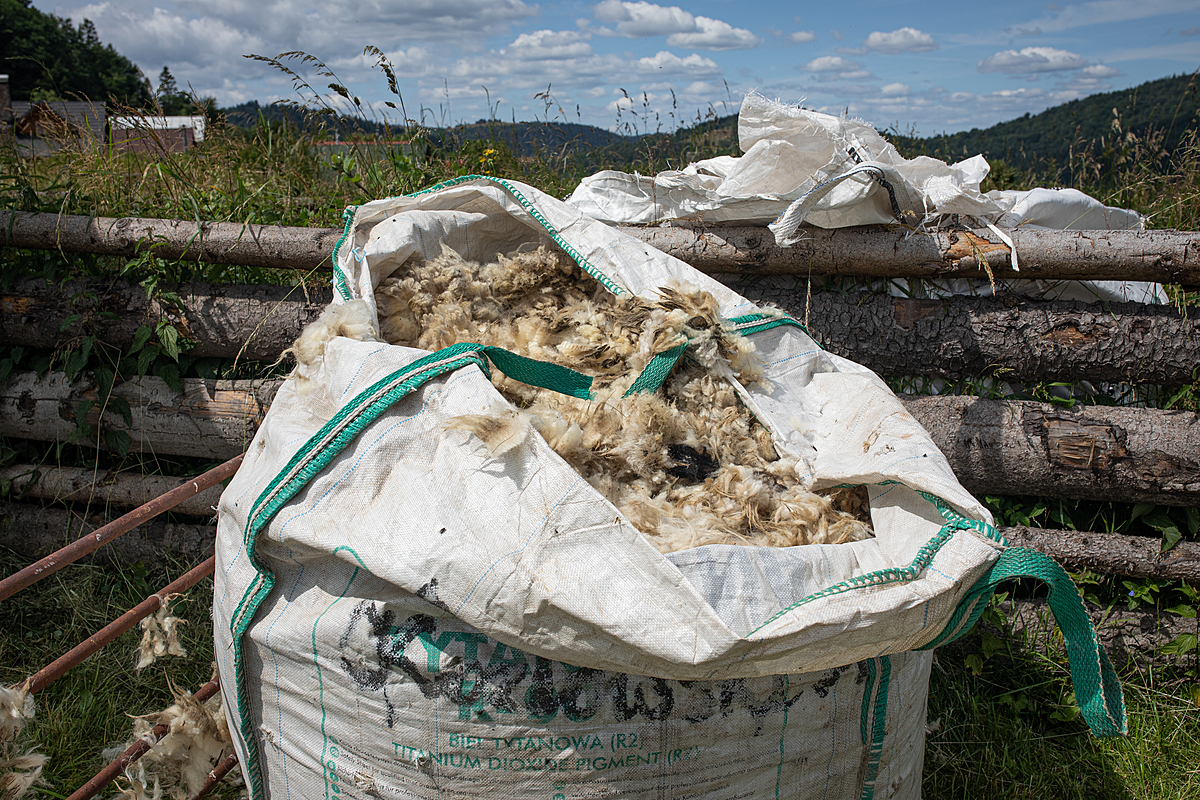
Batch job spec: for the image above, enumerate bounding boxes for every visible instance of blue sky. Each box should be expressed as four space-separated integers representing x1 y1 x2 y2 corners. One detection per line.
33 0 1200 136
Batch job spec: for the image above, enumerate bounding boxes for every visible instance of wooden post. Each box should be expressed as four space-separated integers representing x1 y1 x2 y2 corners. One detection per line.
3 210 1198 283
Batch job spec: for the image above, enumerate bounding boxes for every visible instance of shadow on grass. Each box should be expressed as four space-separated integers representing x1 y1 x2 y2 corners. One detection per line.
925 610 1199 800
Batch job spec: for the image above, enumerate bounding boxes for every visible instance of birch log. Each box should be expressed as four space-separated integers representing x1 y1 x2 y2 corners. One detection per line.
0 371 274 460
4 279 1198 385
3 210 1199 283
0 500 214 569
0 464 222 517
1002 526 1200 583
0 371 1196 505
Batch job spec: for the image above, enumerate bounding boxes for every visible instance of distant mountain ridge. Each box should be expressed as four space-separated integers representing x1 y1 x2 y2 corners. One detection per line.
218 72 1198 177
887 73 1199 175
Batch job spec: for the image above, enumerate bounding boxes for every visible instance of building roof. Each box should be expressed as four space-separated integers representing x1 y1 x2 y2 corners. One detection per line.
109 115 206 141
12 101 106 139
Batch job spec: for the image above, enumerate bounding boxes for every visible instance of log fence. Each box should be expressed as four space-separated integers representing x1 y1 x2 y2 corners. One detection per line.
1 210 1198 797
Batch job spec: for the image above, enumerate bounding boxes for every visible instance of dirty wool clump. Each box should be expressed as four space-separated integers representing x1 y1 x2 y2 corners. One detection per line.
107 682 233 800
369 244 873 553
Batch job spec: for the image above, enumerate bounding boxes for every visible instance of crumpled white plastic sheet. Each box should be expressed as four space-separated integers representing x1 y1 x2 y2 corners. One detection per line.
566 91 1164 304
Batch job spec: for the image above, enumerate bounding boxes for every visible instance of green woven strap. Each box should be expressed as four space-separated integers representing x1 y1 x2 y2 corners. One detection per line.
623 311 822 397
919 547 1127 738
624 342 689 397
475 345 593 399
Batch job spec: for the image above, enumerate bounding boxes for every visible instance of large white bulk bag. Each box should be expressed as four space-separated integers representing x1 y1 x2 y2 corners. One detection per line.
213 176 1125 800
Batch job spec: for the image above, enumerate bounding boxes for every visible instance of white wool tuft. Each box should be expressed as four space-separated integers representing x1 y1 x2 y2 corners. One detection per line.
0 686 34 746
287 299 378 394
375 245 873 553
113 683 231 800
0 751 49 800
444 404 532 459
136 596 189 671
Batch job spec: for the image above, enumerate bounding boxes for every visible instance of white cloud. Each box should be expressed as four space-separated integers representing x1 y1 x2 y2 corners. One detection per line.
1078 64 1120 78
667 16 760 50
880 82 909 96
504 30 594 60
798 56 874 82
802 56 859 72
1012 0 1198 33
978 46 1088 74
591 2 757 50
593 0 695 36
789 30 817 43
636 50 721 75
864 27 938 54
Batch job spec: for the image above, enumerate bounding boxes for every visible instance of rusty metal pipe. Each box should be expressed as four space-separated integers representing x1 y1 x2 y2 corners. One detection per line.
66 678 221 800
188 751 240 800
0 455 240 602
23 556 216 694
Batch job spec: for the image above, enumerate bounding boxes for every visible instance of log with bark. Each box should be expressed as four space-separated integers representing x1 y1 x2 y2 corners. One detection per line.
0 499 214 570
904 395 1200 506
0 464 222 518
1003 526 1200 584
4 210 1199 283
0 371 1196 506
0 371 274 460
0 278 330 363
4 278 1198 385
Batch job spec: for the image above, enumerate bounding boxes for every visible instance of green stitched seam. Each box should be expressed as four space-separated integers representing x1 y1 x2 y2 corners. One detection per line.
860 658 877 746
405 175 626 297
725 312 818 344
859 656 892 800
331 205 358 302
747 484 1001 636
230 348 491 797
748 522 960 635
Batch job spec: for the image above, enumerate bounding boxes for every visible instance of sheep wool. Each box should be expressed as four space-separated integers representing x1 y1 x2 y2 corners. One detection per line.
135 596 189 671
0 686 33 746
111 685 232 800
370 245 873 553
0 751 49 800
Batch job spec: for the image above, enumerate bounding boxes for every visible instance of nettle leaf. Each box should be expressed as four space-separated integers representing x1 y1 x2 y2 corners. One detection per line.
1160 527 1182 553
107 396 133 427
103 429 131 457
155 362 182 393
131 324 154 354
63 349 88 381
1160 633 1198 656
1130 503 1155 521
157 321 182 361
1185 506 1199 537
94 366 115 399
137 343 160 375
74 399 95 426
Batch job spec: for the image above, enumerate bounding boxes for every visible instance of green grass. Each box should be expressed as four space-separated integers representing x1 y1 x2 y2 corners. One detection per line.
0 547 219 795
925 621 1200 799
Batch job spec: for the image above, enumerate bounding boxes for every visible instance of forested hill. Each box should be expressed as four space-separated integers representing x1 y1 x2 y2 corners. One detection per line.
0 0 149 105
888 73 1199 172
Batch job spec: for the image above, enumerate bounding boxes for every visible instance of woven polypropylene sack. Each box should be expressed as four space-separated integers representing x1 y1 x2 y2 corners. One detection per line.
214 177 1018 800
